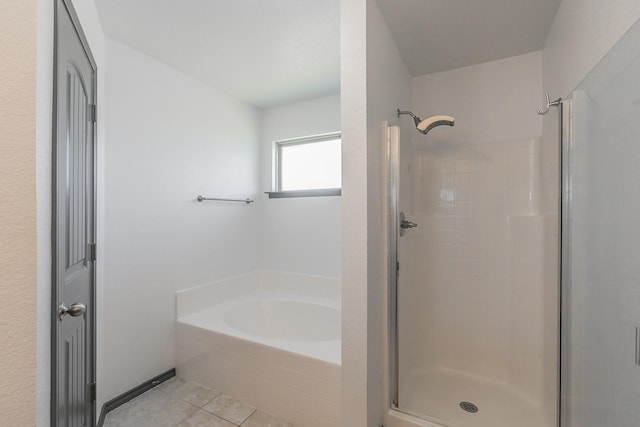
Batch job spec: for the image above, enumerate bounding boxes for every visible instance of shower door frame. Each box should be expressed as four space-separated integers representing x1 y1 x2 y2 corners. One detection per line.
387 125 400 410
386 105 567 426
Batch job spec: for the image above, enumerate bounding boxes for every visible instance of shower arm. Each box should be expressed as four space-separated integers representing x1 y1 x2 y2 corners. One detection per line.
397 109 419 120
397 109 422 128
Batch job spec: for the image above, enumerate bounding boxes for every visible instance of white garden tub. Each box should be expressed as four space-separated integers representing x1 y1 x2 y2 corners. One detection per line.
175 270 341 427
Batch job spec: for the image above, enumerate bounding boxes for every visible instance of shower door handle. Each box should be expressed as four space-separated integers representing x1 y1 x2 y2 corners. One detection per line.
400 220 418 229
399 212 417 236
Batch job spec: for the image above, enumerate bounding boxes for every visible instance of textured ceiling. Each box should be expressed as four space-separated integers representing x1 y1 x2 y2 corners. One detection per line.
376 0 561 76
95 0 340 109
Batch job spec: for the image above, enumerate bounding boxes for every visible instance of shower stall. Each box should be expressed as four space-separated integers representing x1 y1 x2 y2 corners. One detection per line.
387 102 560 426
383 16 640 426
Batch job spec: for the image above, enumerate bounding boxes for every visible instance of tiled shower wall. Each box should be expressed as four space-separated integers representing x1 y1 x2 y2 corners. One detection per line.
398 137 557 417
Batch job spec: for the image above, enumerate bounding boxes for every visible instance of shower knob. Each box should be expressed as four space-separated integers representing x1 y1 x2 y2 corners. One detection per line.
399 212 417 236
401 220 418 229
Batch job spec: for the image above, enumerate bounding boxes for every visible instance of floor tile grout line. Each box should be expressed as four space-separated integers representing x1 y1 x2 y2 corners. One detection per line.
200 406 246 426
172 401 200 427
238 408 258 427
176 391 220 409
173 405 220 427
197 400 252 426
194 392 220 409
105 379 293 427
238 408 257 426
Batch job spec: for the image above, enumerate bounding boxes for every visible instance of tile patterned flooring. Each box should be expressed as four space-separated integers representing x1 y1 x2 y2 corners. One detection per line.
104 377 295 427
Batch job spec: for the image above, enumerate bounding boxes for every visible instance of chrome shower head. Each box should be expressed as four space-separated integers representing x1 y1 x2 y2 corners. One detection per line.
397 109 455 135
416 115 455 134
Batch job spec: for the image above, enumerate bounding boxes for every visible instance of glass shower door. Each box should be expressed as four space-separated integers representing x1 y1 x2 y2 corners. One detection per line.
561 19 640 427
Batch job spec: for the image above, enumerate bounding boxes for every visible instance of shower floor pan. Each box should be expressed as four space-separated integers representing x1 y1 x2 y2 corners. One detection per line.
397 368 550 427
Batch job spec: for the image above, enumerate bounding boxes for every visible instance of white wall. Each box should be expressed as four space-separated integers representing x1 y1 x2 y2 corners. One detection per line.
413 52 543 145
543 0 640 99
1 1 37 425
261 95 341 277
541 0 640 215
340 0 369 421
341 0 413 425
101 38 262 406
35 0 107 424
366 2 413 425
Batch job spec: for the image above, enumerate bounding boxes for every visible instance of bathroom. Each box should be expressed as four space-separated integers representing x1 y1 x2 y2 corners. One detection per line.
2 0 640 426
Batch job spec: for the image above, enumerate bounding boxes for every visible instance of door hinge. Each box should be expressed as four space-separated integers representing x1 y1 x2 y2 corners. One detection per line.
90 382 96 402
87 104 96 123
88 243 97 262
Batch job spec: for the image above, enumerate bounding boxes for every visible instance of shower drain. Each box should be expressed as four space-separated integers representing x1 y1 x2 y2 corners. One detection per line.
459 401 479 413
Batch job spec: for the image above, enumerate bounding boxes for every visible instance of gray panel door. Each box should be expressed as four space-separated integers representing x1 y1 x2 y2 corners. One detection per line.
52 0 97 425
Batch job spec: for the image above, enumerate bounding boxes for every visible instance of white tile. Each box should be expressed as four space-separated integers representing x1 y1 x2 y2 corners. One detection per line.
454 187 472 201
455 159 471 173
453 201 472 216
440 159 455 173
439 173 455 187
454 172 471 187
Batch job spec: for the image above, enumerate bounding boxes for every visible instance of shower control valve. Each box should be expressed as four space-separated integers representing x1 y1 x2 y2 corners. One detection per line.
399 212 418 236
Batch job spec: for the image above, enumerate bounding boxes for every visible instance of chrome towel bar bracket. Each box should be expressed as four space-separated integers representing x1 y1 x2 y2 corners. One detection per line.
197 195 254 204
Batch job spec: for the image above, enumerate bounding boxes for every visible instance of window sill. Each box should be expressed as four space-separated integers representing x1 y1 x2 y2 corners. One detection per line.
265 188 341 199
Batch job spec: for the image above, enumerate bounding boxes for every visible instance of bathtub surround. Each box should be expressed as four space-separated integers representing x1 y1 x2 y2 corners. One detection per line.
175 270 341 427
176 270 341 363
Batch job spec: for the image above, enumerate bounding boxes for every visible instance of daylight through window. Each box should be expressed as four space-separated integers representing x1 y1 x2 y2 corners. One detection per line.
275 133 342 193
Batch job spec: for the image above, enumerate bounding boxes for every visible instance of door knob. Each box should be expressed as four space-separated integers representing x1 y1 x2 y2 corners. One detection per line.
59 302 86 320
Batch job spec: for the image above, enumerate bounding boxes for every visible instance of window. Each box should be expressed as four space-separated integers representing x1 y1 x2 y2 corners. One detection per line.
271 132 341 197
